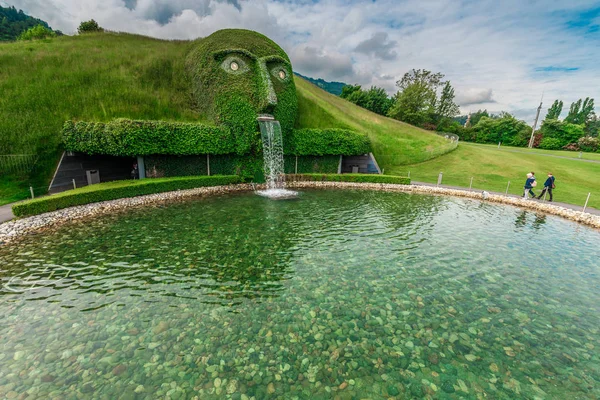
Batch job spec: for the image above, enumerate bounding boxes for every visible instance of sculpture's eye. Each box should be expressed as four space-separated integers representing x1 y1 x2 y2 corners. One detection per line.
221 56 249 74
270 65 289 81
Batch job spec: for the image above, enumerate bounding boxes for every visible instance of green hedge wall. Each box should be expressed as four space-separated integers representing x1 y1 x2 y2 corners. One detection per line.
288 174 411 185
13 175 240 217
63 119 239 156
286 128 370 156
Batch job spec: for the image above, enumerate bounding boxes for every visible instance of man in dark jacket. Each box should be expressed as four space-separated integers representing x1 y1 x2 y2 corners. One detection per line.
537 173 555 201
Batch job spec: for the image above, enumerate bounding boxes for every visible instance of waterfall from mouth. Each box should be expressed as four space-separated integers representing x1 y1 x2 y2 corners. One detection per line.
256 115 297 199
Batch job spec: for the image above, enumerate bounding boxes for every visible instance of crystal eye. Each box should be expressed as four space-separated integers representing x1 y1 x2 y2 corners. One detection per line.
230 62 239 71
278 70 286 79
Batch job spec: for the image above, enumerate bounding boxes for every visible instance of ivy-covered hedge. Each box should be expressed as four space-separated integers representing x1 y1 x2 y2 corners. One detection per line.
63 119 239 156
289 173 411 185
287 129 370 156
12 175 240 217
284 155 340 174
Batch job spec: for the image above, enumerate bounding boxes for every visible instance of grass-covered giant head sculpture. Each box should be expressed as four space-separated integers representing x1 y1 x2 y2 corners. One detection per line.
186 29 298 152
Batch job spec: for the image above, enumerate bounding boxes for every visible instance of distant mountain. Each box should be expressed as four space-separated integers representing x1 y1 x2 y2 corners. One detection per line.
294 73 347 96
0 5 56 41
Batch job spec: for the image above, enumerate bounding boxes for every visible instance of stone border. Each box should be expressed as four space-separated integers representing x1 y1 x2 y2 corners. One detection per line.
1 182 599 245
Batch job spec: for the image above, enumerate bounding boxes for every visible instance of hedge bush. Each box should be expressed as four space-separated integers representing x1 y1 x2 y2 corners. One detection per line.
287 128 370 156
12 175 240 217
289 173 411 185
63 119 238 156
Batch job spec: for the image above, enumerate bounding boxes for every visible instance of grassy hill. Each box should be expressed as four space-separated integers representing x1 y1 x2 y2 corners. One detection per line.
0 32 453 204
394 142 600 209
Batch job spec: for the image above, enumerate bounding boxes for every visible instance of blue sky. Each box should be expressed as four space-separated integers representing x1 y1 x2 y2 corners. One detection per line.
5 0 600 121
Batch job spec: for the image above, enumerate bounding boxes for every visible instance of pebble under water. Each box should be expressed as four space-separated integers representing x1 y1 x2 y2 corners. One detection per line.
0 189 599 399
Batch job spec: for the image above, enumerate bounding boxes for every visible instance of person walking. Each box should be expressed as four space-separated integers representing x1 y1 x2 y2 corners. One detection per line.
523 172 536 199
536 173 555 201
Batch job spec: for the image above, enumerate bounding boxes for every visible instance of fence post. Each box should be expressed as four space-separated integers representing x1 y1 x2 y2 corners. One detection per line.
469 177 473 191
408 171 410 179
583 193 591 213
382 168 385 175
207 154 211 176
498 142 501 149
72 179 76 190
295 156 298 174
505 181 510 195
30 186 35 199
437 172 443 186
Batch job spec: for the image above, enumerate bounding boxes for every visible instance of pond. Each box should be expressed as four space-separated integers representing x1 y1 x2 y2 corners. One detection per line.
0 190 598 399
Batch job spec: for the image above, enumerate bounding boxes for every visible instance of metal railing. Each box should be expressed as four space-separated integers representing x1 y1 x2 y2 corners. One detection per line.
0 154 38 176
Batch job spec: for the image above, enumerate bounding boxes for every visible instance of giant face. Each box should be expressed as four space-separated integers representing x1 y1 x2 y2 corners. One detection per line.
186 29 298 141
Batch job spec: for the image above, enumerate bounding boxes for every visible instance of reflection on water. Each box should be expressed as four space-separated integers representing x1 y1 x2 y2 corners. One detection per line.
0 190 599 399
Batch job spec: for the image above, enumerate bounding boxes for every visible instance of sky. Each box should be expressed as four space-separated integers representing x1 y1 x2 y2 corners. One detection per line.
5 0 600 122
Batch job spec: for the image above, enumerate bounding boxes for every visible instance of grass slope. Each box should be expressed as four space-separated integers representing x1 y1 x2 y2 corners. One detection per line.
295 77 451 168
0 32 454 203
393 142 600 209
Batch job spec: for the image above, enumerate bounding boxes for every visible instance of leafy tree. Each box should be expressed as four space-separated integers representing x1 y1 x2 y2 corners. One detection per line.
584 115 600 137
395 69 444 91
388 81 436 125
565 97 595 124
340 85 362 99
545 100 563 120
363 86 393 116
340 85 392 116
540 119 585 147
435 81 460 122
17 24 55 40
472 113 531 146
78 19 104 34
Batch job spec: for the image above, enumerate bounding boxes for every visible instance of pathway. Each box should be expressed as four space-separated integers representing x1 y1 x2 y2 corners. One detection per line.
0 203 15 224
413 181 600 216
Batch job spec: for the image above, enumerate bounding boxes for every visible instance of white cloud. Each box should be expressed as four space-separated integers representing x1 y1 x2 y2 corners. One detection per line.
7 0 600 121
456 88 495 106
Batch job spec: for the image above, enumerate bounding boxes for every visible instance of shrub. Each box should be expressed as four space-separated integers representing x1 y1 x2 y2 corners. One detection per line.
12 175 240 217
540 119 584 147
17 24 55 41
539 137 563 150
577 136 600 152
78 20 104 34
63 119 239 156
287 129 370 156
289 173 411 185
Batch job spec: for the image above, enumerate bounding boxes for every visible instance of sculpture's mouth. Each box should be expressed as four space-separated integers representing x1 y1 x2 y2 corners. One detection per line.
257 114 275 122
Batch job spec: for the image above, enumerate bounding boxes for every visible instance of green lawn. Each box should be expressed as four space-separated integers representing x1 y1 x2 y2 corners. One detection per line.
474 142 600 161
390 142 600 209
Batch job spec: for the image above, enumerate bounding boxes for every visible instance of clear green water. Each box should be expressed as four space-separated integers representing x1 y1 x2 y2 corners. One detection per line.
0 190 599 399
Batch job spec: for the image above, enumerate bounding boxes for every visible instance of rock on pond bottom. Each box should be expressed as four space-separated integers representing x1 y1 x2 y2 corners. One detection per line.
0 190 598 399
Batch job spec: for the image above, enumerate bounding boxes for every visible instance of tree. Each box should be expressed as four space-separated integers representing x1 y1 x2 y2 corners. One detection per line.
388 81 437 126
17 24 55 40
78 19 104 34
340 84 362 100
340 85 393 116
584 115 600 137
565 97 595 125
545 100 563 120
540 119 585 147
435 81 460 122
468 109 489 127
396 69 444 92
363 86 393 116
388 69 446 126
473 113 531 146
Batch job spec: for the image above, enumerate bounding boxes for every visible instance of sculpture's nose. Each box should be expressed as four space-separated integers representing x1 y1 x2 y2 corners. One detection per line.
258 60 277 112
